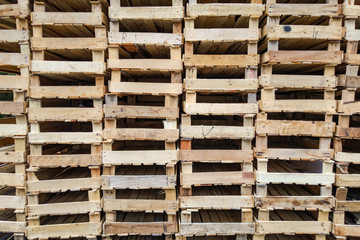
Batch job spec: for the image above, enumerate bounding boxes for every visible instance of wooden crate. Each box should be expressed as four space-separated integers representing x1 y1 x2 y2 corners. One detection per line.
30 0 107 75
26 166 101 239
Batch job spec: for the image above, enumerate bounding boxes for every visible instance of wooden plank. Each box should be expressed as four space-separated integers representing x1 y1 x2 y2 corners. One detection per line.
0 221 26 233
32 12 103 25
108 59 182 71
0 195 25 209
180 223 254 236
0 152 25 163
345 29 360 42
344 75 360 88
188 4 264 17
0 75 28 90
335 126 360 139
0 30 29 42
255 196 334 210
333 224 360 237
336 200 360 212
180 196 253 209
256 172 335 185
27 177 101 193
267 4 339 16
0 53 29 67
181 126 254 139
184 103 258 115
108 82 182 95
28 133 102 144
336 174 360 187
0 102 25 115
109 6 183 20
0 124 27 137
28 155 102 167
104 222 177 235
0 173 25 187
31 37 107 50
262 51 342 65
256 221 331 234
109 32 181 45
260 100 337 113
265 25 343 40
185 28 259 42
343 5 360 16
181 172 254 186
31 61 105 74
101 175 176 189
184 55 258 67
184 78 258 92
28 108 103 122
103 199 177 212
338 101 360 115
27 223 101 239
256 120 334 137
346 52 360 65
30 86 104 99
255 148 333 160
104 105 178 119
336 152 360 164
260 75 337 89
180 150 253 162
0 4 29 17
103 150 178 165
103 128 179 141
27 201 101 216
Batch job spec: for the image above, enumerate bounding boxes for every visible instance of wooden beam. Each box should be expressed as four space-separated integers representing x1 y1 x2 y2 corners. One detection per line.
180 196 253 209
181 172 254 186
32 12 103 25
104 222 177 235
180 150 253 162
109 32 181 46
30 86 104 99
256 221 331 234
108 59 182 71
267 3 339 16
108 82 182 95
181 126 254 139
264 25 343 40
256 172 335 185
27 201 101 216
184 103 258 115
0 30 29 42
262 51 342 65
109 6 183 20
103 199 177 212
184 55 258 67
260 100 337 113
104 105 178 119
255 196 334 210
103 150 178 165
28 108 103 122
180 223 254 236
31 61 105 74
28 155 102 167
103 128 179 141
101 175 176 189
184 78 258 92
185 28 259 42
255 148 333 160
27 178 101 193
256 120 334 137
28 133 102 144
188 4 264 17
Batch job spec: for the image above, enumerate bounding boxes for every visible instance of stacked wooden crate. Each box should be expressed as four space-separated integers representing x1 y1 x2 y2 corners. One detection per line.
0 1 30 239
179 0 263 239
333 1 360 239
26 0 107 239
255 0 341 239
102 0 183 238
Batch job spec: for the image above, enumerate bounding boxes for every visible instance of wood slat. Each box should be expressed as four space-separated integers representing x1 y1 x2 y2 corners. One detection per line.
103 150 178 165
101 175 176 189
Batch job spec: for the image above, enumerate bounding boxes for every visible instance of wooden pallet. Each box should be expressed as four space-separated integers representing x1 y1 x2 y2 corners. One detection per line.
102 164 177 237
108 0 183 80
26 166 101 239
260 0 342 66
30 0 107 75
184 0 263 78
